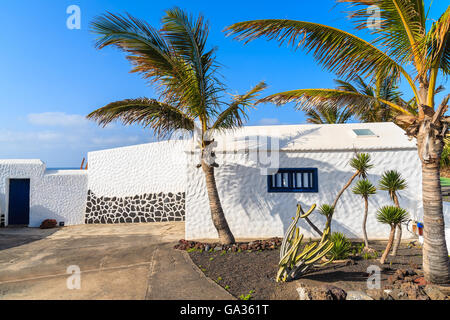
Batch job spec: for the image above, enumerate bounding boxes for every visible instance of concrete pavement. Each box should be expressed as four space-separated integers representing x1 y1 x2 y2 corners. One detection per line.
0 222 233 300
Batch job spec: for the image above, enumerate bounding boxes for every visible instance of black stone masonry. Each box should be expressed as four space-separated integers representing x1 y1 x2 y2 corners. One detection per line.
85 190 185 224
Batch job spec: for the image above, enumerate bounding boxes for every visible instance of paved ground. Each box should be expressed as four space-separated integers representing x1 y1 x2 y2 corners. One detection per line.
0 223 233 300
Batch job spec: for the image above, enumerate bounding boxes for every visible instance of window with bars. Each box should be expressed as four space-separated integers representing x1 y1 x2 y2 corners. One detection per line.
267 168 318 193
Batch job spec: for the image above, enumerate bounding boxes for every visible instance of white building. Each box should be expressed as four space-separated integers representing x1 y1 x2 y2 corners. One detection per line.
1 122 446 243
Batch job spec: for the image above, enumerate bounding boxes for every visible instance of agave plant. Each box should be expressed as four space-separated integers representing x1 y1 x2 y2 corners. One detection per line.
88 8 267 244
226 0 450 284
379 170 407 256
352 179 377 249
328 232 352 260
377 206 409 264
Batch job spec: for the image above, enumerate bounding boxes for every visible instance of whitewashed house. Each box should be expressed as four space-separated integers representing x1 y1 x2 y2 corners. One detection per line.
1 122 444 242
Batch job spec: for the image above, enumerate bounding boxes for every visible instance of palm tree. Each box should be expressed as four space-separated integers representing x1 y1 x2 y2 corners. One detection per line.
334 76 404 123
352 179 377 249
226 0 450 284
305 104 353 124
88 8 267 244
377 206 409 264
379 170 408 256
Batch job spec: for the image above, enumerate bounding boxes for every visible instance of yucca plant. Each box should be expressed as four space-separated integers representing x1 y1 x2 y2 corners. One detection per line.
377 206 409 264
352 179 377 249
328 232 352 260
379 170 408 256
226 0 450 284
329 152 373 228
305 153 373 238
88 8 267 244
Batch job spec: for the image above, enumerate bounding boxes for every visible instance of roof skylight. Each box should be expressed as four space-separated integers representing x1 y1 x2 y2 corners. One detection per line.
352 129 377 137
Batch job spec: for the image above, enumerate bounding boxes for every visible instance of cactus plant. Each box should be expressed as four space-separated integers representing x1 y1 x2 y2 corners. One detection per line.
276 204 334 282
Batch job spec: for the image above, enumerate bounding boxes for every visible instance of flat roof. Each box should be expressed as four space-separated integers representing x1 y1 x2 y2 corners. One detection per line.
208 122 416 152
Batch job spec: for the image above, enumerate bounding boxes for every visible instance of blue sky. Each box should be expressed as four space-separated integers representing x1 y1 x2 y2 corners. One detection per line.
0 0 447 167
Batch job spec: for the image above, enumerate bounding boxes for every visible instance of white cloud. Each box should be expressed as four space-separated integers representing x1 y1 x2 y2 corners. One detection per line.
0 112 154 166
27 112 88 127
0 130 62 143
91 135 142 146
258 118 281 126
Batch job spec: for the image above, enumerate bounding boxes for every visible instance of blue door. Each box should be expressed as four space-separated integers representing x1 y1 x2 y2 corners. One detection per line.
8 179 30 225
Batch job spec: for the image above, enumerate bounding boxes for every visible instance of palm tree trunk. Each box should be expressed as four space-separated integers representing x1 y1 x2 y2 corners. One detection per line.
416 113 450 284
201 161 235 245
380 225 396 264
421 161 450 283
391 194 401 256
362 197 369 248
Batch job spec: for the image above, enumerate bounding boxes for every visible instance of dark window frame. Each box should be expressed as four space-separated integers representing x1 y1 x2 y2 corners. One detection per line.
267 168 318 193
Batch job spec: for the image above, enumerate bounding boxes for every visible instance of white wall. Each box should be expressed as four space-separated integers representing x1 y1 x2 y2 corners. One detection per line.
443 202 450 253
0 160 88 227
31 170 88 227
87 140 188 197
185 149 423 240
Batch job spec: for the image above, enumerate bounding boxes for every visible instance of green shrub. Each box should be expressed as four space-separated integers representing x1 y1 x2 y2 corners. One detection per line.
328 232 351 260
441 135 450 168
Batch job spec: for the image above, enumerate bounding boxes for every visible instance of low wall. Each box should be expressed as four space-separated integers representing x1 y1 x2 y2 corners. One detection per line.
86 140 188 223
30 170 88 227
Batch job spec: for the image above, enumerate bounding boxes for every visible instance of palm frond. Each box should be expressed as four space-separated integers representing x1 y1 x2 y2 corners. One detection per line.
225 19 408 81
338 0 427 71
305 105 353 124
161 8 224 119
420 6 450 82
413 5 449 106
260 88 412 116
212 81 267 130
87 98 195 138
90 12 222 121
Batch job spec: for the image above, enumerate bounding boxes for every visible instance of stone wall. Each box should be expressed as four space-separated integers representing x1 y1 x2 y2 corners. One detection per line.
85 190 185 224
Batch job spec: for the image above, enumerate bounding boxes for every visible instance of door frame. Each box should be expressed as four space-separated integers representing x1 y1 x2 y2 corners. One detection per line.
5 177 31 227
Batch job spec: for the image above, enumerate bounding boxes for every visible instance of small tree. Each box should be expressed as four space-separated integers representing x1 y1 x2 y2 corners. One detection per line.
352 179 377 250
333 153 374 209
306 152 373 237
377 206 409 264
379 170 407 256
